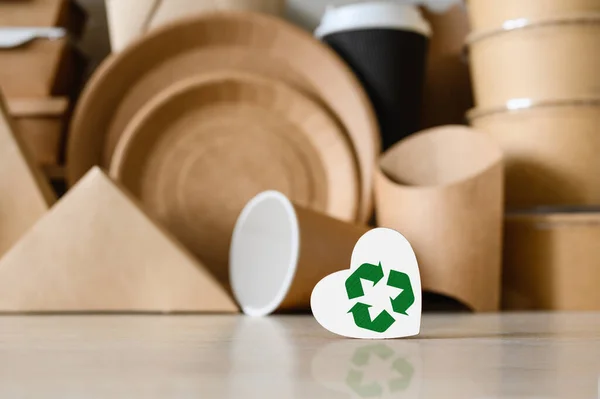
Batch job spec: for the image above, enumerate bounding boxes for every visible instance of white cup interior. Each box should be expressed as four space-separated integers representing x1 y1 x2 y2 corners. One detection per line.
229 191 300 316
315 1 432 38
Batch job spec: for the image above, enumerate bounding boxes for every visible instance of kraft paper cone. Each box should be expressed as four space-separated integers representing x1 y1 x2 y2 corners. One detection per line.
106 0 285 53
0 95 55 258
374 125 504 312
466 0 600 33
420 3 473 128
504 210 600 311
109 72 359 287
469 101 600 208
230 190 369 316
7 97 69 167
468 15 600 109
68 11 378 222
0 167 238 313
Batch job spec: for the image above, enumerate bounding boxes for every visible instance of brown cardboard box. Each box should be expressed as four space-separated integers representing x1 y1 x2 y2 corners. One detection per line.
0 0 87 38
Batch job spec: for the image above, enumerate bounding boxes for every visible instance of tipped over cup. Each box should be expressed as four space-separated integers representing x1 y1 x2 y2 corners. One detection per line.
229 190 369 316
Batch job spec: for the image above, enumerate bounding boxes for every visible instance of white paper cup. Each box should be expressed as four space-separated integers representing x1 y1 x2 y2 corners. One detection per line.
229 190 369 316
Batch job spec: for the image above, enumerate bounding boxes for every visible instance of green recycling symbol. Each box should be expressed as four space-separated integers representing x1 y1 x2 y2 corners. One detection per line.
345 344 414 397
346 262 415 333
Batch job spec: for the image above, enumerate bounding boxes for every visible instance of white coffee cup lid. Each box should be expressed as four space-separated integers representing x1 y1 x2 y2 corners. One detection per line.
314 1 432 38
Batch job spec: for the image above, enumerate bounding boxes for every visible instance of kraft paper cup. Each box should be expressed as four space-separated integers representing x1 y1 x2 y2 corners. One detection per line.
466 0 600 33
374 125 504 312
106 0 285 53
467 15 600 109
504 209 600 311
469 100 600 208
229 190 369 316
315 1 431 151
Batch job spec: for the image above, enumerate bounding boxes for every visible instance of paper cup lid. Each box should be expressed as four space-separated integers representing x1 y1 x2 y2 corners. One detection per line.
315 1 432 38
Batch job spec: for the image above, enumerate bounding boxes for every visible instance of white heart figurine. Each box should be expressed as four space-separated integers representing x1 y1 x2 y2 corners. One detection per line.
311 228 422 339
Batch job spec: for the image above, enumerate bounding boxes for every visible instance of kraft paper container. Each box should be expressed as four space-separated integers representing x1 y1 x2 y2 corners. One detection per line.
469 100 600 208
229 190 369 316
68 11 378 222
109 72 359 288
503 210 600 311
374 125 504 312
0 167 238 313
466 0 600 33
420 3 473 129
106 0 285 53
0 94 56 258
0 0 87 38
7 97 69 167
468 15 600 109
0 37 87 98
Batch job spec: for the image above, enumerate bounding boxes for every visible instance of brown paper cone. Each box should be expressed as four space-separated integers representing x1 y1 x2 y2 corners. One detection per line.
374 125 504 312
0 95 56 258
0 167 238 313
504 210 600 311
469 101 600 208
229 190 369 316
7 97 69 167
466 0 600 33
106 0 285 53
468 15 600 109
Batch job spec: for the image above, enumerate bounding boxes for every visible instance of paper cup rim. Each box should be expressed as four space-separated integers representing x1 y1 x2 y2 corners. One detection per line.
314 1 432 38
229 190 300 316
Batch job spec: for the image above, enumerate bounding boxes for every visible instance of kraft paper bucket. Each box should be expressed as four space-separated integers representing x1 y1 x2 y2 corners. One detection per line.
466 0 600 33
105 0 285 52
374 125 504 312
504 209 600 311
469 100 600 209
467 14 600 109
229 190 369 316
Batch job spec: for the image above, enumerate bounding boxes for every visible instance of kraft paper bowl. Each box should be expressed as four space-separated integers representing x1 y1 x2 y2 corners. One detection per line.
229 190 369 316
467 14 600 109
374 125 504 312
469 100 600 208
466 0 600 33
504 209 600 311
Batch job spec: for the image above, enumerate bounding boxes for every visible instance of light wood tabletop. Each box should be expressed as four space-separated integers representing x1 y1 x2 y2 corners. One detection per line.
0 312 598 398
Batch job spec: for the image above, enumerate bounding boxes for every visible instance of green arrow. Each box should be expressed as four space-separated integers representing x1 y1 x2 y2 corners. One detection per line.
345 262 384 300
345 369 383 398
348 303 395 333
389 358 415 392
387 270 415 315
352 344 394 366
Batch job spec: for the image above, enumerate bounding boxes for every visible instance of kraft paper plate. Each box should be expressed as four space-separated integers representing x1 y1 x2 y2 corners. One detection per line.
374 125 504 312
68 11 379 222
504 209 600 311
109 72 359 287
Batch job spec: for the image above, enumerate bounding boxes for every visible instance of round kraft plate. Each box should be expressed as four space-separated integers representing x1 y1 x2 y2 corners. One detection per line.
109 72 359 286
67 11 379 222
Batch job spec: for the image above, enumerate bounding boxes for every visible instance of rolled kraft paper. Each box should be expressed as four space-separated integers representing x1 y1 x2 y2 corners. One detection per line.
466 0 600 33
503 211 600 311
230 191 369 316
468 17 600 109
374 125 504 312
470 102 600 208
106 0 285 53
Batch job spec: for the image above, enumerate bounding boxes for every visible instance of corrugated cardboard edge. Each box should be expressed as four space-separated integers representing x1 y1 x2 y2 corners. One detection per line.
0 166 238 313
374 125 504 312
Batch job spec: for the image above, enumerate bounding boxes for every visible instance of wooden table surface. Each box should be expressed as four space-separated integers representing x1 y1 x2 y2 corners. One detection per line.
0 312 599 398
